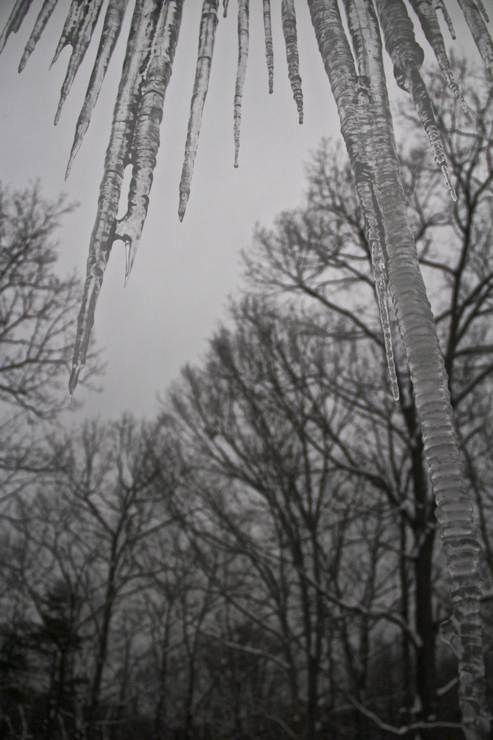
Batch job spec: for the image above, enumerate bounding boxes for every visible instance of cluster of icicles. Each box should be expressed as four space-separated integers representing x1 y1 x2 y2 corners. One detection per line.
0 0 492 399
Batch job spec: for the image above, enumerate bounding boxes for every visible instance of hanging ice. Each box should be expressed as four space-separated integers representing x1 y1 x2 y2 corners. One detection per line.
178 0 219 221
116 0 184 280
52 0 105 125
70 0 184 394
263 0 273 94
308 0 490 735
234 0 249 168
18 0 59 72
66 0 129 177
375 0 456 201
223 0 229 19
355 167 400 401
0 0 33 55
434 0 456 39
342 0 400 400
456 0 493 78
281 0 303 124
409 0 467 114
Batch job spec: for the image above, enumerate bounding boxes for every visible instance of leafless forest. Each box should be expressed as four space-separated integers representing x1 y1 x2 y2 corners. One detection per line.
1 52 493 740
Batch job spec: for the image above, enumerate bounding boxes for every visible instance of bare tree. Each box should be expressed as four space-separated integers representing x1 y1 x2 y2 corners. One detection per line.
243 58 493 733
0 182 101 506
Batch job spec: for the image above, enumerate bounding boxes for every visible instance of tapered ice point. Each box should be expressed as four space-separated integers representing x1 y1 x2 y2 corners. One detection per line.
18 0 58 73
124 243 133 286
441 164 457 201
64 0 128 177
0 0 33 56
178 190 189 222
355 171 400 402
178 0 219 220
435 0 456 39
223 0 229 18
69 362 82 397
281 0 303 124
409 0 467 115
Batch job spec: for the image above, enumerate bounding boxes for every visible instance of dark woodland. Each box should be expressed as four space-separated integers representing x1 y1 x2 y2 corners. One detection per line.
1 62 493 740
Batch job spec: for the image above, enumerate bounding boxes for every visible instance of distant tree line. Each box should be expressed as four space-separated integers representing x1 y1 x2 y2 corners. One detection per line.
0 60 492 740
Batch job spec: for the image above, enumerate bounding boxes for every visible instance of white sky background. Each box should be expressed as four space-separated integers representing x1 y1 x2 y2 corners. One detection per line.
0 1 481 421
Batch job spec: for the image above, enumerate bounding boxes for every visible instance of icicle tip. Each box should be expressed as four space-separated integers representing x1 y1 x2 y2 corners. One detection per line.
178 190 189 222
441 164 457 202
69 363 82 397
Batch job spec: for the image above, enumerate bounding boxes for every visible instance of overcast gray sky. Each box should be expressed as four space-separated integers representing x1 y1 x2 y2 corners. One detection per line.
0 1 479 421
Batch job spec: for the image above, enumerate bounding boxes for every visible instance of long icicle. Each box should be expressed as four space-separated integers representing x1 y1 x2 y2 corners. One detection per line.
234 0 249 168
310 0 489 735
52 0 105 125
18 0 59 72
435 0 456 38
356 165 400 401
262 0 273 94
66 0 129 178
116 0 184 281
178 0 219 221
0 0 33 54
281 0 303 124
456 0 493 78
342 0 400 400
375 0 456 201
70 0 160 395
409 0 467 114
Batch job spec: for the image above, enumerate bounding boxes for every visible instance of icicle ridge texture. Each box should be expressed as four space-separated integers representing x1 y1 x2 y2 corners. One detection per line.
282 0 303 124
234 0 249 168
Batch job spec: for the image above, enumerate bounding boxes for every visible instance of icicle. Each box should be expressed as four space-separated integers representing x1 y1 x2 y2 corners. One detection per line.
263 0 274 94
456 0 493 78
66 0 129 178
410 67 457 200
52 0 105 126
309 2 489 734
355 165 399 401
116 0 184 282
375 0 456 200
0 0 33 54
18 0 59 72
409 0 467 115
223 0 229 19
234 0 249 168
70 0 161 395
281 0 303 124
178 0 219 221
434 0 456 38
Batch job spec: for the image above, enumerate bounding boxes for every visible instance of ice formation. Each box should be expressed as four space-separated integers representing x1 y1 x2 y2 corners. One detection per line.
409 0 467 113
66 0 129 177
0 0 33 54
19 0 59 72
52 0 105 125
1 2 493 734
457 0 493 78
282 0 303 123
263 0 274 94
178 0 219 222
375 0 456 200
234 0 249 168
